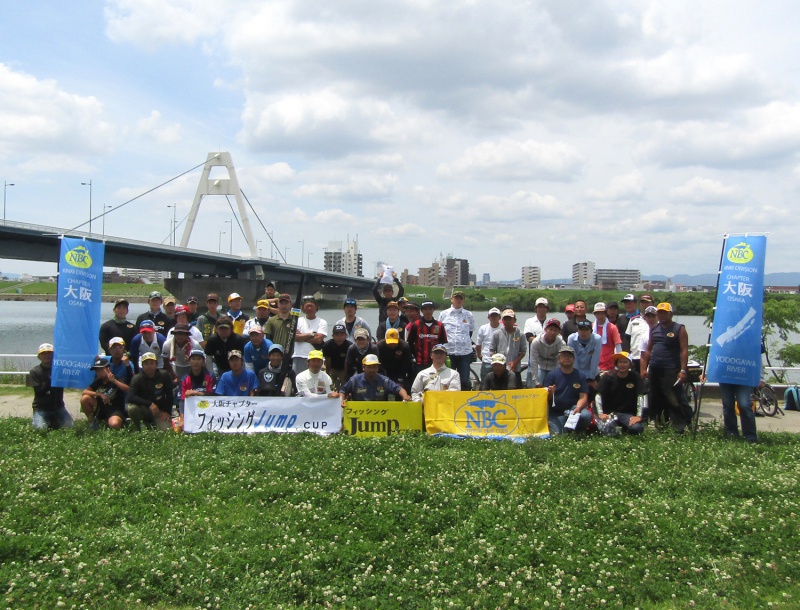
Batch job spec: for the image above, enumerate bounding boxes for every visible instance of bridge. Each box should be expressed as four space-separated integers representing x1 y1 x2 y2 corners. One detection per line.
0 220 374 303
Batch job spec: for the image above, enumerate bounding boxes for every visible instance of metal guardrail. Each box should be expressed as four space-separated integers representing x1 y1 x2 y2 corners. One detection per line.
0 354 36 378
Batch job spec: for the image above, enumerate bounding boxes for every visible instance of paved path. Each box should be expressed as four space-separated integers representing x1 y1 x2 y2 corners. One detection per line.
2 388 800 433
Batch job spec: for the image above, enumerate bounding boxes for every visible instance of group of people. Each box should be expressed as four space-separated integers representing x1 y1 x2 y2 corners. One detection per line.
28 278 757 440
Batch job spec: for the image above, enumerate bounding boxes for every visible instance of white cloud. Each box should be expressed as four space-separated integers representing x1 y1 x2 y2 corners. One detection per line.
104 0 224 46
293 173 398 200
438 139 585 181
249 162 296 183
136 110 181 144
0 63 115 161
669 176 741 204
586 171 645 201
375 222 418 236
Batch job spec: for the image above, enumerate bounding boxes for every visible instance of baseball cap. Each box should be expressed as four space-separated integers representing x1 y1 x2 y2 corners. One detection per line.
278 293 292 302
577 320 592 330
189 349 206 359
248 325 264 335
385 328 400 344
37 343 54 355
535 297 548 307
488 307 502 316
163 296 176 305
108 337 125 347
397 297 409 305
593 302 606 313
141 351 158 362
606 301 619 309
265 281 276 288
186 296 198 304
657 302 673 312
613 351 632 362
386 301 399 309
405 302 420 311
501 308 516 319
92 356 110 369
558 345 575 355
308 350 324 360
432 344 448 354
491 353 507 365
269 344 284 354
452 290 465 298
114 298 129 308
148 291 162 300
344 298 358 308
206 293 219 302
565 304 575 313
332 324 347 334
172 324 191 334
139 320 155 332
302 295 317 303
256 299 271 309
639 293 654 303
421 301 435 309
362 354 380 366
644 306 658 315
228 350 243 359
215 316 233 328
622 294 636 302
545 317 561 329
354 328 370 340
228 293 242 302
174 305 187 315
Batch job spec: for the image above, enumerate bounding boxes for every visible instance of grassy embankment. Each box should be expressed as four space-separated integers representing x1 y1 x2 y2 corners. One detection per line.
0 419 797 609
0 282 170 299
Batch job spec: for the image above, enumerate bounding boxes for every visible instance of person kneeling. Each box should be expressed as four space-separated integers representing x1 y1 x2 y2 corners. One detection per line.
544 346 592 435
595 352 645 435
410 344 461 402
480 353 517 390
127 352 174 431
80 356 131 429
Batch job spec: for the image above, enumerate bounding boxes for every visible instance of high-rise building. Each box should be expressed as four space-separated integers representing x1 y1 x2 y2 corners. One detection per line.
572 261 596 286
521 266 541 288
482 273 491 285
324 239 363 277
418 255 470 287
596 268 641 291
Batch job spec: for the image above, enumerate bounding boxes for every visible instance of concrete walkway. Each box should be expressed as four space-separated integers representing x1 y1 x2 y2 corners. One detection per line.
2 388 800 433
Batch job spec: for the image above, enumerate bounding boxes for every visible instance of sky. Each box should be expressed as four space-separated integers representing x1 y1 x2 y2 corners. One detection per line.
1 0 798 281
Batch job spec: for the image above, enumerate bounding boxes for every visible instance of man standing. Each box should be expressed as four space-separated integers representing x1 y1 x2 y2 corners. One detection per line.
336 298 372 342
406 301 448 374
606 301 628 338
474 308 501 382
293 296 328 374
162 296 178 333
544 346 592 435
226 292 250 335
491 309 526 388
372 273 404 324
99 298 137 353
296 350 339 398
80 356 130 429
376 301 406 341
592 302 622 372
561 299 588 342
135 291 169 335
410 344 461 402
28 343 73 429
257 345 297 397
127 352 174 431
437 290 475 391
244 326 274 376
567 320 602 396
204 316 247 377
377 328 414 392
625 297 651 372
641 302 692 432
264 293 294 350
596 352 645 434
215 350 258 396
340 354 411 402
529 318 566 387
523 297 549 387
166 306 204 345
620 293 640 352
719 382 758 443
322 324 352 391
129 320 167 373
243 300 272 335
196 294 221 341
185 296 200 325
344 328 378 380
163 324 202 384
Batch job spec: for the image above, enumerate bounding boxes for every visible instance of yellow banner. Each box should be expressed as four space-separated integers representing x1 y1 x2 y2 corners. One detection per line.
424 390 549 439
343 401 424 437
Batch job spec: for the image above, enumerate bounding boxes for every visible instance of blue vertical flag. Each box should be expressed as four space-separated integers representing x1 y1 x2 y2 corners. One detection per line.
707 235 767 386
52 237 105 388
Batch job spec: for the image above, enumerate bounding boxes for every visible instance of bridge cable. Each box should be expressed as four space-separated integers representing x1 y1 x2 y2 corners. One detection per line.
239 189 287 263
65 158 212 235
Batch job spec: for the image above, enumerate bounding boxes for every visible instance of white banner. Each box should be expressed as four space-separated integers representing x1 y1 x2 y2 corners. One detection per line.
184 396 342 435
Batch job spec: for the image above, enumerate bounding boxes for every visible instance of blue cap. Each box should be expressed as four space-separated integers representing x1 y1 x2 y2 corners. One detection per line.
189 349 206 359
269 344 284 354
344 298 357 307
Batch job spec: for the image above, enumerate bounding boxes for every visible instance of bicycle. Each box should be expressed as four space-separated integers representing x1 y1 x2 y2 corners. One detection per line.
750 383 780 417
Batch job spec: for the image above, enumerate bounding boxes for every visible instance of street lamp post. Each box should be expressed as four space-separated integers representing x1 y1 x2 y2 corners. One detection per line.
219 231 226 253
81 180 92 233
224 220 232 254
167 204 177 246
298 239 304 266
284 247 290 263
256 240 262 258
307 252 313 267
3 181 15 224
103 205 113 236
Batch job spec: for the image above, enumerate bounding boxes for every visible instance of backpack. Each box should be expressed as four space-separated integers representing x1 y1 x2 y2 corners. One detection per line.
784 386 800 411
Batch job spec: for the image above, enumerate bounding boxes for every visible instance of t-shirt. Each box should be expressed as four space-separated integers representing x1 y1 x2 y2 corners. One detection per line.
322 338 352 371
294 316 329 359
215 369 258 396
597 371 645 415
340 373 403 401
544 368 587 413
88 377 127 416
296 369 334 398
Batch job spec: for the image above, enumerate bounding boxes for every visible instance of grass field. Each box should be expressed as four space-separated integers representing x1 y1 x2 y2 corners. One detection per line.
1 420 798 609
0 283 169 297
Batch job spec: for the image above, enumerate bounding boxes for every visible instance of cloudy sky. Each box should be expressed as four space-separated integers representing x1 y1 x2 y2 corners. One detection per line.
0 1 797 281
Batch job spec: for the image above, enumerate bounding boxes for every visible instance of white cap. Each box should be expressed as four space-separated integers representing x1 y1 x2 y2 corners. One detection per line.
488 307 502 316
535 297 548 307
593 302 606 313
491 353 507 365
37 343 54 355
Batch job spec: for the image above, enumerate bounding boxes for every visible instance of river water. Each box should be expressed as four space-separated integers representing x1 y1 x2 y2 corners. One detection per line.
0 301 718 371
